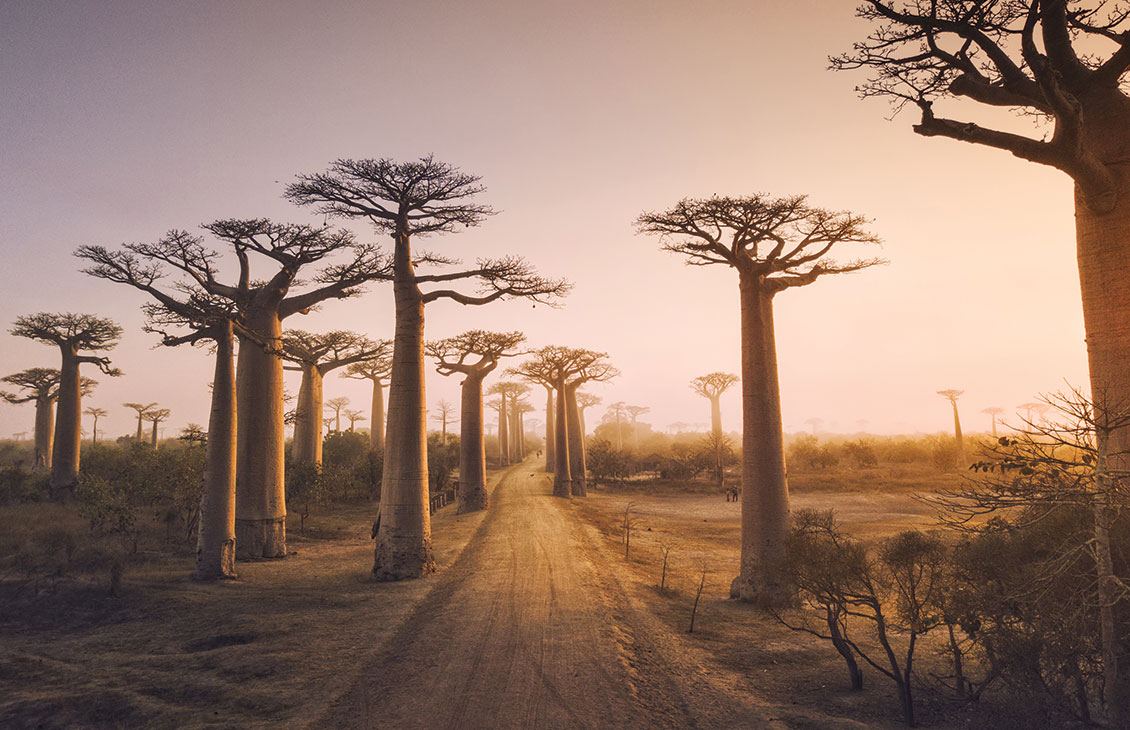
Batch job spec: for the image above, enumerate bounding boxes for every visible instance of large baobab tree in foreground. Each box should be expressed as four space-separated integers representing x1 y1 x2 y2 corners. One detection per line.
1 368 62 468
282 330 383 465
11 313 122 500
427 330 525 512
835 7 1130 716
692 372 740 486
84 407 107 445
288 155 570 580
638 194 883 606
342 345 393 452
83 224 392 558
938 388 967 467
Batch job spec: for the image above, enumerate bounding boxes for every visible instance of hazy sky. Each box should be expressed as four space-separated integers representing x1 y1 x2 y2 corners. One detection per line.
0 0 1087 440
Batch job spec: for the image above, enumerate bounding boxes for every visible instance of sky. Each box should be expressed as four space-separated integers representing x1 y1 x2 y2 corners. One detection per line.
0 0 1089 441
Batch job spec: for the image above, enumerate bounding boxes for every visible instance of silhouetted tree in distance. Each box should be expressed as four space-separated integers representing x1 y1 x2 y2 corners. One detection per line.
287 156 569 580
123 401 157 441
938 389 966 467
981 407 1005 438
638 194 883 607
84 406 107 445
1 368 62 469
428 330 526 513
11 313 122 501
145 407 171 448
692 372 739 486
626 405 650 453
343 345 393 452
325 396 350 435
344 409 366 432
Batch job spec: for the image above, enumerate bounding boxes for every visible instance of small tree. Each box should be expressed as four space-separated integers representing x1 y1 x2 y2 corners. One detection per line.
638 194 883 606
11 313 122 500
84 407 107 445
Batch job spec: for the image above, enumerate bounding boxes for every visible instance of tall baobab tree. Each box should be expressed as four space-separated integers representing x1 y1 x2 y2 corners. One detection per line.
343 343 393 452
487 382 524 466
937 389 966 467
282 330 384 465
692 372 740 486
325 397 350 434
562 359 618 496
344 409 366 432
11 313 122 500
981 406 1005 438
432 399 457 443
638 194 883 607
427 330 525 512
606 401 628 451
804 417 824 435
835 11 1130 716
576 392 601 442
287 156 568 580
145 408 171 448
505 383 530 459
1 368 62 469
123 402 157 440
83 407 107 445
81 223 393 559
626 405 650 453
486 398 505 464
538 384 556 473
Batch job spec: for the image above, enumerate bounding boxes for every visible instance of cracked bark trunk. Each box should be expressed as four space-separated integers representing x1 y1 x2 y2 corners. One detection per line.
49 347 81 501
731 272 791 607
195 322 237 580
235 309 286 559
373 229 435 580
458 373 488 513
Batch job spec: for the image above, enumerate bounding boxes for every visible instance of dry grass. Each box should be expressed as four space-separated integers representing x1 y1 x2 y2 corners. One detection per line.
0 471 508 730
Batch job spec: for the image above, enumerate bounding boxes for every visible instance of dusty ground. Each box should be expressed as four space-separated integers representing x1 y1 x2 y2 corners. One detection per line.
0 469 509 730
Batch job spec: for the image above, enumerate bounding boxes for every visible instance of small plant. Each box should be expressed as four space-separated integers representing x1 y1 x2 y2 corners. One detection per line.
657 538 674 592
688 559 709 633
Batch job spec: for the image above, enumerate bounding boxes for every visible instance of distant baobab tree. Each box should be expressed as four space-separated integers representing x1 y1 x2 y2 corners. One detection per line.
487 382 519 466
507 385 530 461
432 399 456 442
427 330 525 512
13 432 26 441
534 383 556 473
287 156 569 580
804 417 824 435
79 222 392 560
837 13 1130 718
325 397 350 434
123 402 158 440
981 407 1005 438
691 372 739 486
510 347 616 497
576 392 601 443
342 343 393 452
282 329 385 466
515 401 535 460
84 407 107 445
11 313 122 501
1 368 64 469
638 193 883 607
344 409 366 432
145 408 171 448
668 422 691 434
605 401 629 451
937 389 966 468
626 405 650 453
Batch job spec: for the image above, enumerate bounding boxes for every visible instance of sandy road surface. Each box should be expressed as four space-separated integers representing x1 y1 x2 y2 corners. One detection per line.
318 467 767 730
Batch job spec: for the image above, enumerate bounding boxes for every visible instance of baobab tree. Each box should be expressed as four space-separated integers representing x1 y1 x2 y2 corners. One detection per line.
562 360 618 495
504 383 530 459
427 330 526 512
432 399 456 442
576 392 601 441
1 368 62 469
938 389 966 467
638 194 883 606
692 372 740 486
123 402 157 440
537 384 556 473
605 401 628 451
80 223 393 559
487 382 525 466
835 11 1130 715
287 156 568 580
84 407 107 445
325 397 350 434
981 406 1005 438
625 405 650 452
145 408 171 448
11 313 122 500
282 330 384 466
804 417 824 435
342 344 393 452
344 410 366 432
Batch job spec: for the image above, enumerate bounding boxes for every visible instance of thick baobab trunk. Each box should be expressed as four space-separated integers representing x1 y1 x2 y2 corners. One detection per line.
370 378 385 452
497 392 510 466
509 401 521 461
150 419 159 448
565 384 587 497
49 349 81 501
292 364 324 465
552 381 572 498
731 276 791 607
135 414 144 441
235 310 287 559
950 401 965 468
458 374 488 513
374 233 435 580
33 396 54 470
195 323 237 580
544 386 555 473
90 414 99 445
710 395 724 486
1075 157 1130 728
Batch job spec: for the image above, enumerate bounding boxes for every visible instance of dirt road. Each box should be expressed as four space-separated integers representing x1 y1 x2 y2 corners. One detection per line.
319 466 769 730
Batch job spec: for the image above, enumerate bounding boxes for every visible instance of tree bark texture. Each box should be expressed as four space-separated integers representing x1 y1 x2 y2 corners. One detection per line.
566 384 586 497
33 396 54 470
195 323 238 580
49 348 81 500
292 364 325 465
552 381 571 498
731 274 791 607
